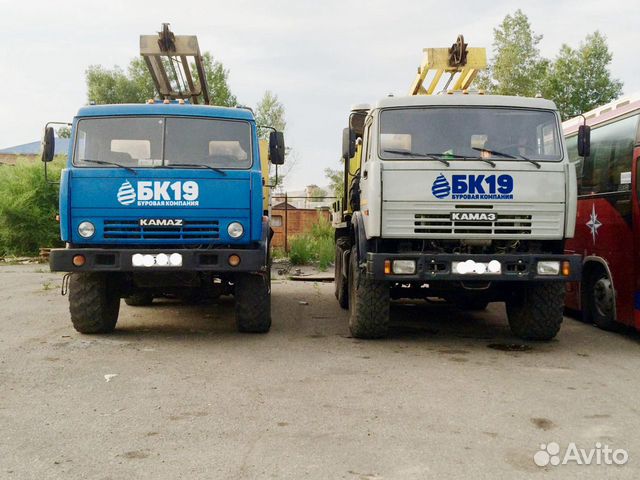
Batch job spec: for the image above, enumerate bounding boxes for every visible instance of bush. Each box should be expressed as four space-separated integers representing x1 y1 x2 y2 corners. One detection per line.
288 214 335 270
0 158 64 256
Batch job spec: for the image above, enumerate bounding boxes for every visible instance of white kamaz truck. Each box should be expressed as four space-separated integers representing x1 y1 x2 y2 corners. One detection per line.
332 39 582 340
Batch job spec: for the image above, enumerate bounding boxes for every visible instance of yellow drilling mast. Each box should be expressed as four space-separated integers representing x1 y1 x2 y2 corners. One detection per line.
409 35 487 95
334 36 489 225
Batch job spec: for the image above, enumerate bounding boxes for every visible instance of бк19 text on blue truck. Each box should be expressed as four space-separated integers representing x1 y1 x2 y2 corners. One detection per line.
41 25 285 334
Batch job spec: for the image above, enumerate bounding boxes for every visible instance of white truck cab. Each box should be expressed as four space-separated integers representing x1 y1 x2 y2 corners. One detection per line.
334 93 582 341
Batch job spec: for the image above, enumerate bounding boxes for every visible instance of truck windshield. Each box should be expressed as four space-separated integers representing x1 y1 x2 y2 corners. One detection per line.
73 116 252 169
379 107 562 162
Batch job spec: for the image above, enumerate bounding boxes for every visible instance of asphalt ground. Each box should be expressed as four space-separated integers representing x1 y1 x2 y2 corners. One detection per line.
1 264 639 479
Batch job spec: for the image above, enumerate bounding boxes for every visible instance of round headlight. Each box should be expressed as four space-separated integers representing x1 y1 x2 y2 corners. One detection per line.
227 222 244 239
78 221 95 238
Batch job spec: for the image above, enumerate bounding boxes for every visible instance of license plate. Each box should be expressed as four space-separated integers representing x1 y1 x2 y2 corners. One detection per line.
452 260 501 275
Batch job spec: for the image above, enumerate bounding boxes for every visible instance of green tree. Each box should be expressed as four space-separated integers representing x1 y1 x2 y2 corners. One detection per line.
56 126 71 139
477 9 547 96
255 90 290 187
86 64 150 104
255 90 286 140
190 52 237 107
324 166 344 200
307 185 327 201
86 52 236 106
542 32 623 119
0 159 63 256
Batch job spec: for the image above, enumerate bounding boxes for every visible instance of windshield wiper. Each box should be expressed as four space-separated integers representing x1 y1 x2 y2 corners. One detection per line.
471 147 541 169
383 149 451 167
81 158 137 174
159 163 227 175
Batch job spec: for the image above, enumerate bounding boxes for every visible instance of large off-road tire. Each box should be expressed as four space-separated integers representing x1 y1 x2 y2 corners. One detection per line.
124 292 153 306
69 273 120 334
348 249 390 338
586 271 617 331
334 237 350 309
235 273 271 333
506 282 564 341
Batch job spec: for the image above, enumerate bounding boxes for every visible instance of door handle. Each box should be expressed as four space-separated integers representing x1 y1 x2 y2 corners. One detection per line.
363 170 368 179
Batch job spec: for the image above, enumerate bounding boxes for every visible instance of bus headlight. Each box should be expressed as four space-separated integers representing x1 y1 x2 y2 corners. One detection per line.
78 221 95 238
227 222 244 238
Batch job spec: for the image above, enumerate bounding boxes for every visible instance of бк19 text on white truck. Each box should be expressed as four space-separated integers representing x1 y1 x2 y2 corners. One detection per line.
332 38 583 341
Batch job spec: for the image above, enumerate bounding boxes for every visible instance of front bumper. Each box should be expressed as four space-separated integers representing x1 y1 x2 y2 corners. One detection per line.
49 247 266 273
367 252 581 282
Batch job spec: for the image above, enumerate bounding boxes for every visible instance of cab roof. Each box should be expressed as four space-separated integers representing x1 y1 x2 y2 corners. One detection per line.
374 94 558 111
76 103 255 121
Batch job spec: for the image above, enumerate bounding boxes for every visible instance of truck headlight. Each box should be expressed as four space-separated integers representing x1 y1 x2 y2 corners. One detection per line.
78 221 95 238
227 222 244 238
392 260 416 274
537 261 560 275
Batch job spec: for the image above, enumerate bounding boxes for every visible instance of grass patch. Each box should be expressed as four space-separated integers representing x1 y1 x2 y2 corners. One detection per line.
288 215 334 270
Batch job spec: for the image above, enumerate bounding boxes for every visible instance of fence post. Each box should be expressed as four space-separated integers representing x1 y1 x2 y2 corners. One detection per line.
284 193 289 253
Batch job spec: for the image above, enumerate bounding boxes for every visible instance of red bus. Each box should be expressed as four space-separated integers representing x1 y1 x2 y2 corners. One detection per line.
564 94 640 330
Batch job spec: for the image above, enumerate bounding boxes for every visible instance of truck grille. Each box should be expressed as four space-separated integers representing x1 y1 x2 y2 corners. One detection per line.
103 219 220 240
382 202 564 239
414 213 533 235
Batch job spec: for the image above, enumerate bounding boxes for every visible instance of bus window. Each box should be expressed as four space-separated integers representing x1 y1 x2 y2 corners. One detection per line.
578 114 639 195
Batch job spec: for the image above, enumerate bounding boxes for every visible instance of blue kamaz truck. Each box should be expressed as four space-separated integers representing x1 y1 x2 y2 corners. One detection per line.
41 25 285 334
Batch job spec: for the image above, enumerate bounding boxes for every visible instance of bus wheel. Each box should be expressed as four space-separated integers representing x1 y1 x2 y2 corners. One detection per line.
588 272 617 331
348 249 389 339
506 282 564 341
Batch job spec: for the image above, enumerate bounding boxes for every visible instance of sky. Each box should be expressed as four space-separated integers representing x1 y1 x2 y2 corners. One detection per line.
1 0 638 190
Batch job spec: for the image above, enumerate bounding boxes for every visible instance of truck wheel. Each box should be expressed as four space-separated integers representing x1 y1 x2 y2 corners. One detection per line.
334 238 350 309
69 273 120 334
124 292 153 306
587 271 617 330
506 282 564 341
348 250 390 338
235 273 271 333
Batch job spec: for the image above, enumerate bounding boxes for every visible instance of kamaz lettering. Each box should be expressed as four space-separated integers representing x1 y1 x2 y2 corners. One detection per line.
451 212 498 222
139 219 184 227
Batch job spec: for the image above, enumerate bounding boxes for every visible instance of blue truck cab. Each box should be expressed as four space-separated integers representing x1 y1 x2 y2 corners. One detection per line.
43 101 285 334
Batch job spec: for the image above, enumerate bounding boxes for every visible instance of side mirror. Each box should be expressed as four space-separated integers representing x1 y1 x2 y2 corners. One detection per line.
269 131 285 165
342 127 355 161
41 126 55 163
577 124 591 157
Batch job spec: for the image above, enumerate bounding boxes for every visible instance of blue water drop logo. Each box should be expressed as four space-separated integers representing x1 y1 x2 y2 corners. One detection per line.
117 180 136 206
431 174 451 199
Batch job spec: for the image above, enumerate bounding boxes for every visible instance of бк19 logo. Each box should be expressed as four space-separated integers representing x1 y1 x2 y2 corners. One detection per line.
432 174 514 200
117 180 200 206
